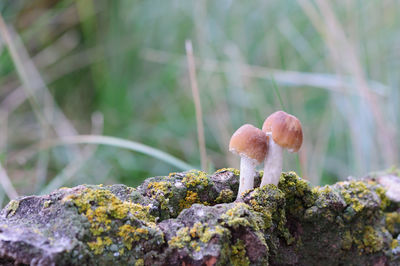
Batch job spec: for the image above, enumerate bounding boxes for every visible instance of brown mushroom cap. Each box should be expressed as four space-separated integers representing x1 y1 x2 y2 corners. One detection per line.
229 124 269 163
262 111 303 152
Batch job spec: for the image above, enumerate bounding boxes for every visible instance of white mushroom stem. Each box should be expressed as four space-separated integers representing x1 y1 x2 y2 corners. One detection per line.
261 133 283 187
237 156 257 199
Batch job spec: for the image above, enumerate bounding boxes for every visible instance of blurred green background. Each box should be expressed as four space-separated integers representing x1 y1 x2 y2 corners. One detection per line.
0 0 399 203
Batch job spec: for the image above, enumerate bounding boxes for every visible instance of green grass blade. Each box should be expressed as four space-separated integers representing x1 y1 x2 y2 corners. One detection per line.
39 135 194 193
47 135 194 171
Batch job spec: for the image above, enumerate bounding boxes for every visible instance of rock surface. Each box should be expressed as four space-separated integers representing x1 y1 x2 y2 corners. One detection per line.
0 169 400 265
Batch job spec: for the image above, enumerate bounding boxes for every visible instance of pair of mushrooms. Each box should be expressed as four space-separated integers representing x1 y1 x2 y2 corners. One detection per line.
229 111 303 199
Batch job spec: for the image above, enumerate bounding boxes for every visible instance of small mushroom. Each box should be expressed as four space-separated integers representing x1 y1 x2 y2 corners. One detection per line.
229 124 269 199
260 111 303 187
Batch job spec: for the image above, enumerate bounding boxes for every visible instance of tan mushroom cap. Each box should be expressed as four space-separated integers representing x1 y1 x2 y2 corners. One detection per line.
262 111 303 152
229 124 269 163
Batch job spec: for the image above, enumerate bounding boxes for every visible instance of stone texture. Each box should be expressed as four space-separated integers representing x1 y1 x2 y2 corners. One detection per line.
0 168 399 265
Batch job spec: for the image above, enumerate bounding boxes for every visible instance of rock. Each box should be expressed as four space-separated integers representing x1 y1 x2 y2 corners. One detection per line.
0 169 399 265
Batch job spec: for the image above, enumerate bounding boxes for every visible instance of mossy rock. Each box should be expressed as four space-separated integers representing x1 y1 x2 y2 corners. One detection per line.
0 170 399 265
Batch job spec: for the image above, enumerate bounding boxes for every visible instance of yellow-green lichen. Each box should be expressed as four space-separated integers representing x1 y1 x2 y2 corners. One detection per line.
249 198 272 228
246 184 295 243
221 203 254 229
279 172 311 198
385 212 400 235
135 258 144 266
340 181 370 213
147 181 171 195
87 236 113 255
342 226 385 254
221 203 269 248
168 227 191 249
278 172 316 217
119 248 124 255
168 172 178 178
318 185 332 194
259 170 264 178
182 170 209 189
215 189 234 203
311 185 336 209
375 186 389 210
43 200 52 209
147 181 173 211
355 226 384 253
221 203 272 252
179 191 200 211
247 185 284 228
6 200 19 217
229 239 250 266
63 188 155 236
118 224 149 250
341 230 353 250
168 222 227 252
391 239 399 249
192 222 226 243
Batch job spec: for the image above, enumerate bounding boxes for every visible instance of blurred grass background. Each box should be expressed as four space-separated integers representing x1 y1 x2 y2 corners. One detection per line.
0 0 399 203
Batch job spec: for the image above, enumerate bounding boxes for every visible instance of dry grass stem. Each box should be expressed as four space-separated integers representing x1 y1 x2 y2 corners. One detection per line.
0 15 83 158
299 0 397 166
185 40 208 171
142 48 387 96
0 162 18 200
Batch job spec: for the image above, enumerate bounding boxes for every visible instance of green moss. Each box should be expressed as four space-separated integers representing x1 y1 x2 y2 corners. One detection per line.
118 224 149 250
385 212 400 235
215 168 240 176
229 239 250 266
215 189 234 203
6 200 19 217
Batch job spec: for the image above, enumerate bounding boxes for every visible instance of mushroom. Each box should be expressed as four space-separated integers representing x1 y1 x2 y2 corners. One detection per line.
260 111 303 187
229 124 269 199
